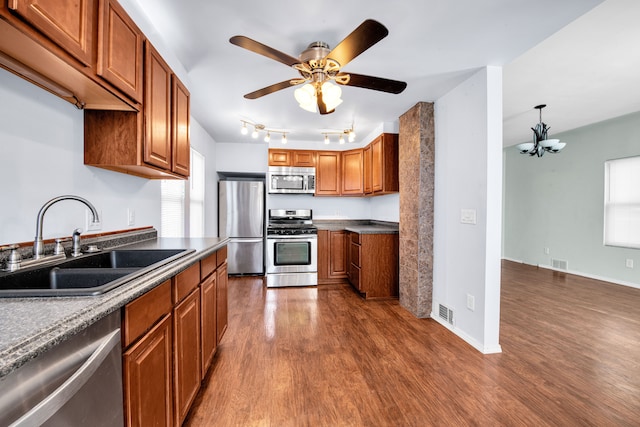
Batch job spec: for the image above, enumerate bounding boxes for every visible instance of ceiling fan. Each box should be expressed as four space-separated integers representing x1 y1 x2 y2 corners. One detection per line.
229 19 407 115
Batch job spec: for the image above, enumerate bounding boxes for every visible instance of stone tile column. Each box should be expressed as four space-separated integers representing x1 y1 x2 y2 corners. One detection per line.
398 102 434 317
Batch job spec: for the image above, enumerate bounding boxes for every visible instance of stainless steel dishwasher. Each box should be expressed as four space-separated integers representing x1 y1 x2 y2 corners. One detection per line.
0 310 124 426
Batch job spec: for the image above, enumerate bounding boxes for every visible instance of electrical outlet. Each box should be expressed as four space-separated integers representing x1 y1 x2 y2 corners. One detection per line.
544 247 550 255
626 259 634 269
466 294 475 311
127 208 135 226
86 209 102 231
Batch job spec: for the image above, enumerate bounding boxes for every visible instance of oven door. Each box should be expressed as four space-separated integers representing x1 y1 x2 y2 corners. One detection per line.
266 235 317 274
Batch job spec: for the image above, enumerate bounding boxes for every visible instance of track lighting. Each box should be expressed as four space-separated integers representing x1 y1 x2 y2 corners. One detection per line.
239 120 287 143
320 124 356 144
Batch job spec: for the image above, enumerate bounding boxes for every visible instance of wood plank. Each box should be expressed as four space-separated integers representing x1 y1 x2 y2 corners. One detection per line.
185 262 640 425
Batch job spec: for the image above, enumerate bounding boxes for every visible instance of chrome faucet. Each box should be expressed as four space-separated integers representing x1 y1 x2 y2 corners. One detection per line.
33 195 100 259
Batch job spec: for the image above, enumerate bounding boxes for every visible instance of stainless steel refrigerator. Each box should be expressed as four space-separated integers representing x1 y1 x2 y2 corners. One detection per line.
219 180 264 275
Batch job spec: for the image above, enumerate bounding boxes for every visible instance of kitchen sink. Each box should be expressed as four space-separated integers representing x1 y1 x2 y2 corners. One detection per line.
0 249 192 297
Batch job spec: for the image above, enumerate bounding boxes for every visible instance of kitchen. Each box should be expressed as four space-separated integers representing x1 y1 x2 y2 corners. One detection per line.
2 0 638 425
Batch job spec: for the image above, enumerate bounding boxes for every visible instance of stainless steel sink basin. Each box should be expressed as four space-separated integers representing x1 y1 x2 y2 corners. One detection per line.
0 249 192 297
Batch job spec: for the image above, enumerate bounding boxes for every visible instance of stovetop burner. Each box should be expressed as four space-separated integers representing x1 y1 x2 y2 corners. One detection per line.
267 208 317 236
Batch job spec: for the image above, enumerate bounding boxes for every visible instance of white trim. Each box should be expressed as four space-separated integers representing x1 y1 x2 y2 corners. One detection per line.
430 311 503 355
502 258 640 290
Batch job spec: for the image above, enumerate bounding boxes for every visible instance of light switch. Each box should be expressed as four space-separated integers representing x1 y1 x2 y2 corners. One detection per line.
460 209 477 225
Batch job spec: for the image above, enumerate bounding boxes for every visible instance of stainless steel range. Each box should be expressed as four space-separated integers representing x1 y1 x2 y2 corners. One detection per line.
266 209 317 288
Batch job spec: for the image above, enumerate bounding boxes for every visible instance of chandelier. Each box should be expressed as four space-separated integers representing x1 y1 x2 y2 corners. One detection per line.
517 104 566 157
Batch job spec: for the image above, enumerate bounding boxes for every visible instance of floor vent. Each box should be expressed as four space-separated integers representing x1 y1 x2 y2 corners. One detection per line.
438 304 454 325
551 258 569 271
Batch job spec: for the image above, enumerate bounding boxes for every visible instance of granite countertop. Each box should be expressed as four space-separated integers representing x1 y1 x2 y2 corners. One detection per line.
0 236 228 379
314 219 399 234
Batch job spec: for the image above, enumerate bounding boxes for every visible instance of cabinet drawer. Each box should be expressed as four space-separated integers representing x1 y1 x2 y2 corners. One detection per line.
122 279 172 347
200 251 217 280
216 246 227 267
173 262 200 303
350 241 361 267
350 232 361 244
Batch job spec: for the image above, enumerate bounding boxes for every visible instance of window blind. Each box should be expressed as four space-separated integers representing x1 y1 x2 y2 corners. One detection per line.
604 156 640 248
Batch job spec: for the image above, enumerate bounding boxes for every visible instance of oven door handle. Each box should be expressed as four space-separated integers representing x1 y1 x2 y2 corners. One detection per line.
267 236 317 241
228 238 264 243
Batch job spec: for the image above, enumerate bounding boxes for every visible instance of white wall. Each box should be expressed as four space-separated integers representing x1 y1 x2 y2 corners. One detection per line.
433 66 503 353
503 111 640 288
0 69 160 244
189 119 219 237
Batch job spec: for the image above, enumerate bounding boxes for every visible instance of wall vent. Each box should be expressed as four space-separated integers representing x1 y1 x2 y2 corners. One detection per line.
438 304 454 325
551 258 568 271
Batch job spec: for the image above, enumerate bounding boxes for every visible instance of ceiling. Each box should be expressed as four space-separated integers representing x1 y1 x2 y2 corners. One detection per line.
123 0 638 147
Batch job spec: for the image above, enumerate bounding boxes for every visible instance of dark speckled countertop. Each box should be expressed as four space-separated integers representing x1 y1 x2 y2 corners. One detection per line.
0 234 227 378
314 219 399 234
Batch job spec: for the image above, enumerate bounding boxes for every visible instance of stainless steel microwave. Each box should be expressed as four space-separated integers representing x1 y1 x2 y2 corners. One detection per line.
268 166 316 194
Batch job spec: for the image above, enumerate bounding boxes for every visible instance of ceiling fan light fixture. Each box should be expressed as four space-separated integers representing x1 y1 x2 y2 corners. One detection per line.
321 81 343 111
295 83 317 112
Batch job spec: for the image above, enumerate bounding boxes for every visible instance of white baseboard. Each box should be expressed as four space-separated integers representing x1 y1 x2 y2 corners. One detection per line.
430 312 503 355
503 258 640 290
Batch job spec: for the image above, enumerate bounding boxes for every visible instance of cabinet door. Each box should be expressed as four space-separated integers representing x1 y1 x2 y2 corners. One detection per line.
97 0 143 102
171 75 190 176
317 229 330 280
144 42 172 171
371 136 383 192
341 149 364 195
174 289 201 426
292 150 315 167
216 262 228 343
9 0 95 66
329 230 348 278
201 272 217 378
363 144 373 194
123 313 173 427
316 151 341 196
268 149 291 166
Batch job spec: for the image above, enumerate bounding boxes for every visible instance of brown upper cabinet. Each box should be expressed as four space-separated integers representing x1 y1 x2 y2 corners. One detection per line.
84 41 190 179
315 151 341 196
97 0 143 103
0 0 137 110
269 134 397 197
268 149 316 167
367 133 399 195
341 149 364 196
8 0 96 67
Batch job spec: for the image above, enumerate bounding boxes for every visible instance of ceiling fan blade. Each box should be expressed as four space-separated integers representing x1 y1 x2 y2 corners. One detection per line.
326 20 388 68
340 72 407 94
244 80 294 99
230 35 299 67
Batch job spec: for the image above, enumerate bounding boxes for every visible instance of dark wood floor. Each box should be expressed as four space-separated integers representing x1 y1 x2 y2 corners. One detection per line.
185 261 640 426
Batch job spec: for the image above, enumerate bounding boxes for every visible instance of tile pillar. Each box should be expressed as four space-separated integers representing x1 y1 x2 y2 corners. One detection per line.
398 102 434 317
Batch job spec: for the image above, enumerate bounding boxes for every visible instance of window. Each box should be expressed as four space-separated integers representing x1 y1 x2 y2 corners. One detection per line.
160 148 205 237
604 156 640 248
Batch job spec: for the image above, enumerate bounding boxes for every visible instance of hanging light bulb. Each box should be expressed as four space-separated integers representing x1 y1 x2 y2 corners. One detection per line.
281 133 287 144
251 126 259 139
339 134 345 144
321 82 343 111
324 134 330 145
240 122 248 135
294 83 317 113
264 132 271 143
348 129 356 142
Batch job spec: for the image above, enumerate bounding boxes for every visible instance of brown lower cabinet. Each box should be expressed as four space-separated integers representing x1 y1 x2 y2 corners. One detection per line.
318 229 348 284
122 246 227 426
348 232 399 299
